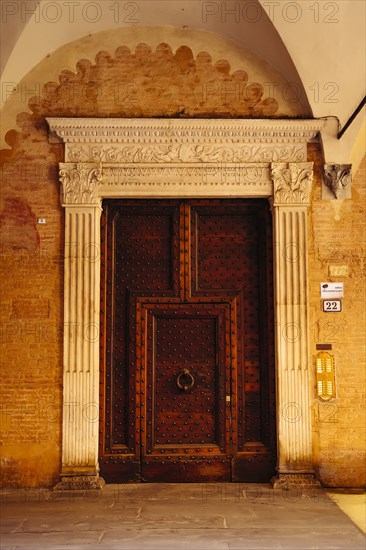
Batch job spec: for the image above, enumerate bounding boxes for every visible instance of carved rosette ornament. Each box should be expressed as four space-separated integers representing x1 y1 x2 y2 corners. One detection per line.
323 163 352 199
271 162 313 205
59 163 102 205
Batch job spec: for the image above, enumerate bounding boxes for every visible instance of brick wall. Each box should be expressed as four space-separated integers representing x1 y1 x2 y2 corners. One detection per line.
0 41 365 487
308 147 366 487
0 129 63 486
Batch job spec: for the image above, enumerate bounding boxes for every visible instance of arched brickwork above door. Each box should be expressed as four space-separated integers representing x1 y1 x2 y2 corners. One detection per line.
2 34 309 156
38 43 281 118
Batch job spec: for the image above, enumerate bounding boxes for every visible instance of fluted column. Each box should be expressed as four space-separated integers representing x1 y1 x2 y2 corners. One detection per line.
270 162 320 488
54 163 103 490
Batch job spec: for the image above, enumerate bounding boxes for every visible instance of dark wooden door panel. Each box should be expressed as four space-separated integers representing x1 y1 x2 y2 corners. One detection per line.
99 202 181 481
190 207 259 293
139 301 231 481
190 202 276 480
99 199 276 483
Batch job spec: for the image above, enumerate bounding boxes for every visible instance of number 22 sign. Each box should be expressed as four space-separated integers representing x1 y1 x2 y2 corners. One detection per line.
322 300 342 312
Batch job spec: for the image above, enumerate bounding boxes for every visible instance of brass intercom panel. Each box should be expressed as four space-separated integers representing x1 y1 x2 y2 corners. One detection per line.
315 352 336 401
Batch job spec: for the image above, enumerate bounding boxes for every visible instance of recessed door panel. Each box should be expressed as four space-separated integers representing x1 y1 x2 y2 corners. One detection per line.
139 302 231 481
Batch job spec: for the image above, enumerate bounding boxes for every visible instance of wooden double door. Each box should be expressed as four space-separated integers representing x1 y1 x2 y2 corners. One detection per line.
99 199 276 482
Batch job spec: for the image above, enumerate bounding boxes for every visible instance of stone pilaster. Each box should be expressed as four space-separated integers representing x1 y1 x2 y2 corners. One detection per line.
54 163 104 490
270 162 320 488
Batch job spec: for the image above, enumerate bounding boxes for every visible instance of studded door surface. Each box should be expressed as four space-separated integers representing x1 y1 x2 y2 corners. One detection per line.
99 200 276 482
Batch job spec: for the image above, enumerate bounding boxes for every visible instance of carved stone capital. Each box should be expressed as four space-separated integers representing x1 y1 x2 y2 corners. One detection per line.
59 163 102 206
323 163 352 199
271 162 313 206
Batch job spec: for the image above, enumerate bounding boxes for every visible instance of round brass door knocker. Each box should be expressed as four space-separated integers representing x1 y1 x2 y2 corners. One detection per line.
176 368 195 391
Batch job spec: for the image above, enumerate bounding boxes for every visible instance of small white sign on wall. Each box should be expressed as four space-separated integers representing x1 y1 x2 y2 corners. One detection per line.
320 282 344 298
322 300 342 312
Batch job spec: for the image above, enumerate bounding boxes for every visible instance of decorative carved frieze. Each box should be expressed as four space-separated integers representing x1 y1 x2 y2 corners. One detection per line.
271 162 313 205
323 163 352 199
59 163 102 205
66 143 307 164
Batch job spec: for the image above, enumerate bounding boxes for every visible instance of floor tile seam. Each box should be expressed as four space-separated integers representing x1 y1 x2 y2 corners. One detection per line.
4 526 364 534
1 502 341 516
0 508 357 515
226 547 365 550
2 529 105 536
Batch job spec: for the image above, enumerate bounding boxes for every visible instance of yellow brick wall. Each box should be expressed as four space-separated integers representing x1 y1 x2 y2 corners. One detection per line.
0 41 365 487
0 140 64 487
308 147 366 487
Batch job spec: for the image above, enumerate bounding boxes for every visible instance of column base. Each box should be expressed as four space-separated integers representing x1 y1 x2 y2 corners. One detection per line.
53 474 105 491
271 472 321 489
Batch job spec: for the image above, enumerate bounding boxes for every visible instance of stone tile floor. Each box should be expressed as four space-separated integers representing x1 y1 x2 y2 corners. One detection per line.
0 484 365 549
326 491 365 534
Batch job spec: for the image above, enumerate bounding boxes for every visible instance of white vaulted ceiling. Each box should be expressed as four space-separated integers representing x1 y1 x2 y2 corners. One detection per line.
1 0 365 169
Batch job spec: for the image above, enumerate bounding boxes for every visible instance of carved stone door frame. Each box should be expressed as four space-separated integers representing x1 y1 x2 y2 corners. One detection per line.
47 118 324 490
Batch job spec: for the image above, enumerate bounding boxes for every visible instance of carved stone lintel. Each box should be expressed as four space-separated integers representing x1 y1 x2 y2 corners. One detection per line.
272 472 321 489
59 163 102 205
323 163 352 199
53 475 105 491
271 162 313 205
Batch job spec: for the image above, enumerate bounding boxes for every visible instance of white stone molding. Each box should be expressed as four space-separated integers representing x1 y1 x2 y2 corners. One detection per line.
99 163 272 197
47 118 324 148
270 163 320 487
47 118 323 489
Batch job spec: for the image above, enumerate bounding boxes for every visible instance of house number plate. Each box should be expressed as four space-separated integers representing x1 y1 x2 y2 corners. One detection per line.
322 300 342 312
